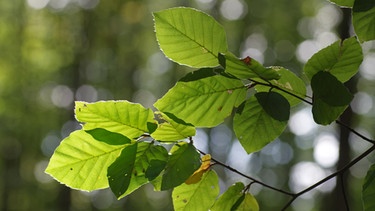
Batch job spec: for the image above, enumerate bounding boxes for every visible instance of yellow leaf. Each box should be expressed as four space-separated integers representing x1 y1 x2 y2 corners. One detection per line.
185 154 211 184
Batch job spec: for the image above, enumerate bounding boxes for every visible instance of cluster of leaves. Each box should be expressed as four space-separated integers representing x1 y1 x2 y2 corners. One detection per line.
46 0 375 210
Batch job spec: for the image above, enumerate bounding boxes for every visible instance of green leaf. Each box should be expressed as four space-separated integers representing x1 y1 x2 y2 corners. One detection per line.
154 74 246 127
219 52 280 80
86 128 131 145
161 142 201 190
75 101 156 138
256 92 290 121
179 68 229 82
45 130 127 191
363 163 375 211
312 71 353 106
107 143 138 198
304 37 363 82
311 71 353 125
211 182 245 211
107 142 169 199
254 67 307 106
234 92 289 153
154 7 227 68
353 0 375 42
151 112 196 142
234 193 259 211
145 159 168 181
172 170 219 211
327 0 354 7
312 99 348 126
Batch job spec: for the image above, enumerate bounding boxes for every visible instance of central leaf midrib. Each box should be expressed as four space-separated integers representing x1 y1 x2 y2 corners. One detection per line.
85 108 149 134
158 14 217 59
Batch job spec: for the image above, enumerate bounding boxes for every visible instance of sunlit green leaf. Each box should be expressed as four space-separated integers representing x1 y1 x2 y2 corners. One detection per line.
45 130 127 191
353 0 375 42
304 37 363 82
108 142 169 199
327 0 354 7
254 67 307 106
211 182 245 211
363 163 375 211
154 74 246 127
311 71 353 125
234 193 259 211
161 142 201 190
219 52 280 80
154 7 227 68
86 128 131 145
75 101 156 138
234 92 289 153
151 112 196 142
172 170 219 211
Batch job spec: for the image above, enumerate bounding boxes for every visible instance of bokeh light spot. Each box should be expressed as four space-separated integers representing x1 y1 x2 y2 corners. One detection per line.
220 0 247 21
76 85 98 102
351 92 373 115
313 134 339 168
27 0 49 9
51 85 74 108
289 107 317 136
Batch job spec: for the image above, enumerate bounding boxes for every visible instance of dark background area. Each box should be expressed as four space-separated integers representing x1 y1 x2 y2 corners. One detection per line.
1 0 374 210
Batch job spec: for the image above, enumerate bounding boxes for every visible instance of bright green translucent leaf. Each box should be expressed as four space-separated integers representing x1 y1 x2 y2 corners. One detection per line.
353 0 375 42
108 142 169 199
327 0 354 7
107 143 138 198
172 170 219 211
151 112 196 142
255 67 307 106
234 193 259 211
219 52 280 80
45 130 127 191
304 37 363 82
234 92 289 154
161 142 201 190
211 182 245 211
86 128 131 145
154 7 227 68
362 163 375 210
311 71 353 125
75 101 156 139
154 74 246 127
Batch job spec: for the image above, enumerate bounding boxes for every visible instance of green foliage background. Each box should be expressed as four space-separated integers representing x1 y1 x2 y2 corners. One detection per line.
0 0 374 210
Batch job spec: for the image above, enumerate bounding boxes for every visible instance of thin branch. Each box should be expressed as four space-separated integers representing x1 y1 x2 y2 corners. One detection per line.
335 119 375 144
340 174 350 211
251 78 375 145
281 145 375 210
249 79 312 105
196 148 295 196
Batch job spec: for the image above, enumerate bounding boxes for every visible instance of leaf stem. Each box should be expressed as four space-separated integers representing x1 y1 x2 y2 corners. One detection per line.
250 79 375 145
249 79 312 105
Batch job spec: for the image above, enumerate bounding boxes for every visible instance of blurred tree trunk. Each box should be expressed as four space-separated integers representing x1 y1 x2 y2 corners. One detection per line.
323 7 355 211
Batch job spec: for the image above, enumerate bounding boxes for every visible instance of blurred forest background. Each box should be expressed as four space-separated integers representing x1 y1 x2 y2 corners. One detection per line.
1 0 374 210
